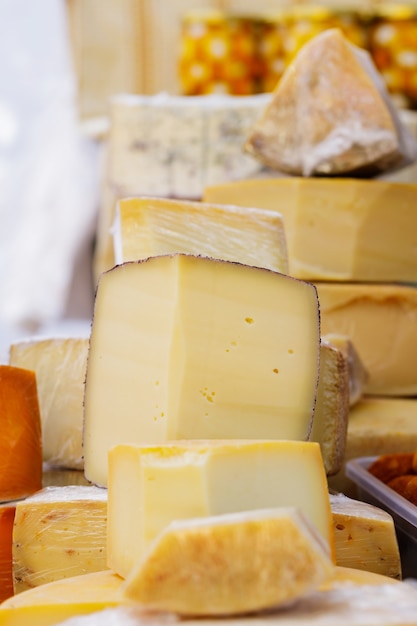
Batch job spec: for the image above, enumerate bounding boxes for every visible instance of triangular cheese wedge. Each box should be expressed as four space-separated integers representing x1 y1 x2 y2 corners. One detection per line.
245 29 401 176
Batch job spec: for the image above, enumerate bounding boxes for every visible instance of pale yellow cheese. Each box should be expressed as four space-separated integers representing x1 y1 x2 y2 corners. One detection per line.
245 29 401 177
9 569 417 626
330 493 401 580
9 338 89 470
107 440 334 579
112 196 288 274
311 341 349 476
329 397 417 495
12 487 107 593
322 334 368 406
203 177 417 284
84 254 320 487
123 507 333 615
316 282 417 396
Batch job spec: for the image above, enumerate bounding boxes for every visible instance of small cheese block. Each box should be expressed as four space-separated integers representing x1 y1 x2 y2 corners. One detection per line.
107 440 334 579
17 570 417 626
330 493 401 580
316 282 417 396
9 338 89 470
123 508 333 616
245 29 402 177
329 397 417 495
203 177 417 284
322 334 368 406
112 196 288 274
310 341 349 476
0 365 42 502
0 504 16 602
12 486 107 593
84 254 320 487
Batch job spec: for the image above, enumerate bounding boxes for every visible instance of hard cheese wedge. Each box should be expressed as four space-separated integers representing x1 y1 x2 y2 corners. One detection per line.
322 334 368 406
13 486 107 593
316 282 417 395
123 508 333 616
0 365 42 502
0 504 15 603
5 568 417 626
112 196 288 274
245 29 401 176
84 254 320 487
203 177 417 283
107 440 333 579
330 493 401 580
311 341 349 476
9 338 88 470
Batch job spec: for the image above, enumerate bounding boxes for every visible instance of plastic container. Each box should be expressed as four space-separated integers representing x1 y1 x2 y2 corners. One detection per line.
346 456 417 578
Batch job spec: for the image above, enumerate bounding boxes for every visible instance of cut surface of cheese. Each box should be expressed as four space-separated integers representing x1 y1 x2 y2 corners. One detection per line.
14 570 417 626
0 504 15 602
107 440 333 579
311 341 349 476
84 254 320 487
322 334 368 406
330 493 401 580
9 337 88 470
0 365 42 502
329 397 417 495
12 486 107 593
123 507 333 615
316 282 417 395
245 29 401 177
204 177 417 283
112 196 288 274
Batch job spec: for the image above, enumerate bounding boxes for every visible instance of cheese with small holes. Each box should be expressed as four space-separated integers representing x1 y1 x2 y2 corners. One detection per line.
322 334 368 406
203 177 417 283
112 196 288 274
316 282 417 396
330 493 401 580
12 486 107 593
311 341 349 476
6 568 417 626
244 29 404 177
0 504 15 603
9 338 88 470
107 440 334 579
0 365 42 502
123 507 333 615
83 254 320 487
329 397 417 495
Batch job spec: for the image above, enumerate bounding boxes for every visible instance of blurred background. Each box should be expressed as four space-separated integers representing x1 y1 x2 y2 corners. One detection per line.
1 0 417 359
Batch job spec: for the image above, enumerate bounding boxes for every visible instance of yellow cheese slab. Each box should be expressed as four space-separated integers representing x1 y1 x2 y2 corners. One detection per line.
203 177 417 283
113 196 288 274
316 282 417 396
13 486 107 593
84 254 320 487
107 440 333 579
123 507 333 615
9 338 89 470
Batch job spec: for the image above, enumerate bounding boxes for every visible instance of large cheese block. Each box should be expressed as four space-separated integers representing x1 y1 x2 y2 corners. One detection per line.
12 486 107 593
316 282 417 396
112 196 288 274
123 507 333 615
245 29 402 177
9 338 88 470
311 341 349 476
329 397 417 495
0 365 42 502
203 177 417 283
0 504 15 603
84 254 320 487
322 334 368 406
8 569 417 626
330 493 401 580
107 440 333 579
